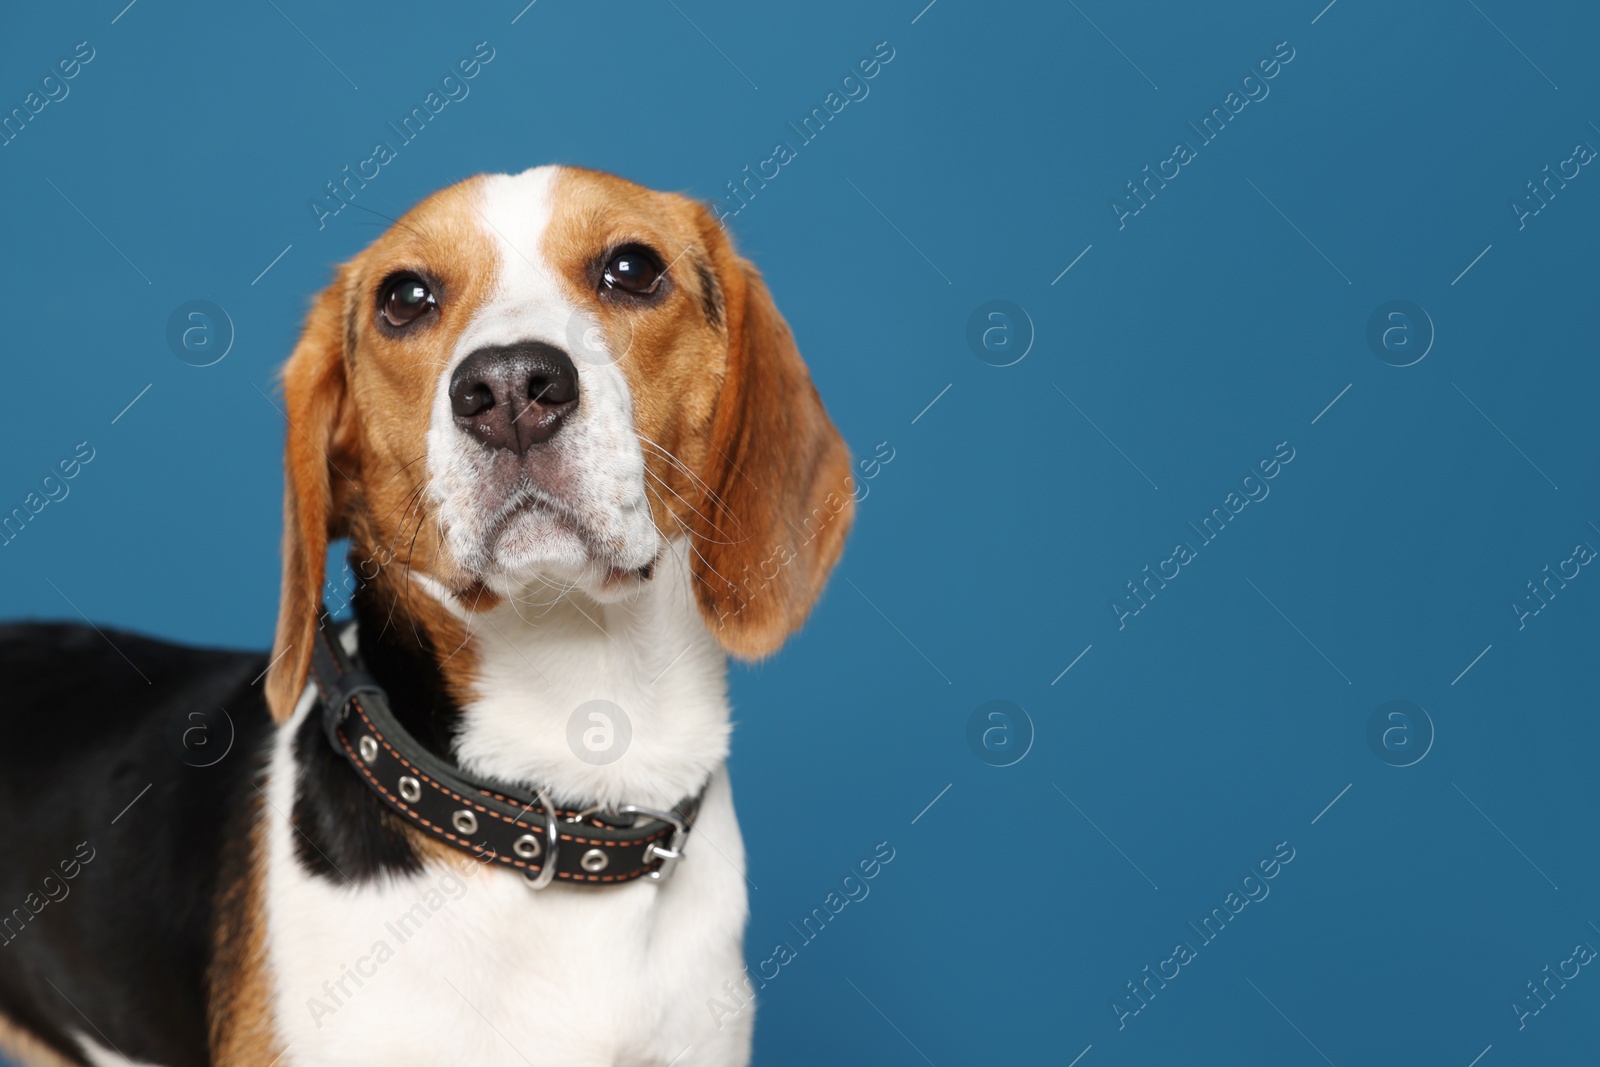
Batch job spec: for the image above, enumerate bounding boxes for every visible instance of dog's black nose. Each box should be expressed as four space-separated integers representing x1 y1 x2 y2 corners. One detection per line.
449 343 580 454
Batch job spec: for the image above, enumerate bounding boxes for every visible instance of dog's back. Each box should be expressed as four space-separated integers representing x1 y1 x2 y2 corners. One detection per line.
0 623 272 1067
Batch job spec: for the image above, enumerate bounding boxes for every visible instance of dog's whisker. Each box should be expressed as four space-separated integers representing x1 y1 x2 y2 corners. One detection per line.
636 435 737 520
642 468 743 546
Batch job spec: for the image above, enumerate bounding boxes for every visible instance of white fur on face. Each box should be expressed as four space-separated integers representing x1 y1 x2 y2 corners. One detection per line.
425 166 661 596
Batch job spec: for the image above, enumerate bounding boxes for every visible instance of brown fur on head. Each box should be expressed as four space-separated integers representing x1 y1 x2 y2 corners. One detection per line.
265 168 854 722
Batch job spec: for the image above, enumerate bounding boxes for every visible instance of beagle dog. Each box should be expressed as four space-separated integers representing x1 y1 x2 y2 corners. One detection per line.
0 165 853 1066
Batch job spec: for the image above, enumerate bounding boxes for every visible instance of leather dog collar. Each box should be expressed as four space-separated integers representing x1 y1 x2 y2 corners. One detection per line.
308 617 702 887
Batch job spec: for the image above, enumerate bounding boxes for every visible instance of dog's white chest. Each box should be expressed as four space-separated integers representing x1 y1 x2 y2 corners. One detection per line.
262 767 751 1067
261 579 753 1066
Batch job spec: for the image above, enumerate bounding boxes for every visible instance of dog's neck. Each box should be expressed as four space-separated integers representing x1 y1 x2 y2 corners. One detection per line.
352 538 731 814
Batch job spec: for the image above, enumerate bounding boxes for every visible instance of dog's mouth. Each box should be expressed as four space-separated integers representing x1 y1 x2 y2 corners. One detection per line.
486 489 585 547
473 487 656 590
588 561 653 599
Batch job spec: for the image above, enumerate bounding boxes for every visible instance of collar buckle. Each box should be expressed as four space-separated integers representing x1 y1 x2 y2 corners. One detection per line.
617 805 689 883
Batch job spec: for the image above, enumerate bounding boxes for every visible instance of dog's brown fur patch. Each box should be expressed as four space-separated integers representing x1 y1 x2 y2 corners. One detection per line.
207 790 282 1066
266 178 498 723
541 167 855 656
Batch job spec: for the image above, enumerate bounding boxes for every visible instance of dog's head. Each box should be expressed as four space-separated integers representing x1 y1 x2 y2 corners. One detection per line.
265 166 853 721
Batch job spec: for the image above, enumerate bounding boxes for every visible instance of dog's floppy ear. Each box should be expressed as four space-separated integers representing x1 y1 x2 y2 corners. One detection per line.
688 215 855 658
265 266 359 723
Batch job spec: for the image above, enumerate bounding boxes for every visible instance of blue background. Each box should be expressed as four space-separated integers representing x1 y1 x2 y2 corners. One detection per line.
2 0 1597 1064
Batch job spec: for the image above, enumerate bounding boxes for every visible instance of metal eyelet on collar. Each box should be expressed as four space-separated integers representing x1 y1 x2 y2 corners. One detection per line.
513 833 543 859
452 809 478 835
398 775 422 803
358 735 379 763
580 848 609 873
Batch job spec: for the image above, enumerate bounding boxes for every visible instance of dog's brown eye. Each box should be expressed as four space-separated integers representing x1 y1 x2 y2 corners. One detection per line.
602 246 662 295
382 275 435 327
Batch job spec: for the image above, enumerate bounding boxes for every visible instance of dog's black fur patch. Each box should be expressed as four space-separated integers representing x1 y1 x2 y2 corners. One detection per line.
0 622 272 1067
288 587 464 885
694 257 724 329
